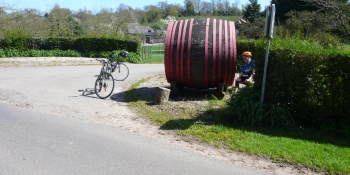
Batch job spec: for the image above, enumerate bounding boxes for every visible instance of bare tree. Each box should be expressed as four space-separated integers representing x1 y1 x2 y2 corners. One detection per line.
231 0 241 16
15 9 49 37
193 0 202 14
216 0 224 15
211 0 217 14
301 0 350 36
115 4 138 35
0 0 16 29
200 1 212 15
45 4 74 37
74 8 95 35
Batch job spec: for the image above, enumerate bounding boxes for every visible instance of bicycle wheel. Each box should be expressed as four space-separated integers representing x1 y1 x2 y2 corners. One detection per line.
94 73 115 99
113 63 129 81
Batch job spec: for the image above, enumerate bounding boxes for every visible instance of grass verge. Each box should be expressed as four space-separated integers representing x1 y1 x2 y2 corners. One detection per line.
124 74 349 175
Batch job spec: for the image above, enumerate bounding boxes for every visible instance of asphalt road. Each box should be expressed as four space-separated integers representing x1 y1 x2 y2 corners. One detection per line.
0 64 266 175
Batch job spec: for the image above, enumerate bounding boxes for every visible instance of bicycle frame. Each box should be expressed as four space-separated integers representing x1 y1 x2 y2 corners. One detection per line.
97 60 108 90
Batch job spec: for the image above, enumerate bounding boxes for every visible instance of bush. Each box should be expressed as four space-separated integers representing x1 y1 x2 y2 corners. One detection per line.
227 87 294 127
0 37 141 55
312 33 341 49
4 29 32 50
235 38 349 131
0 49 143 63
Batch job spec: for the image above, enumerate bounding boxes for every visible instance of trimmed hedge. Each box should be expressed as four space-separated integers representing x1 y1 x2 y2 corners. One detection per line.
236 38 350 130
0 37 141 54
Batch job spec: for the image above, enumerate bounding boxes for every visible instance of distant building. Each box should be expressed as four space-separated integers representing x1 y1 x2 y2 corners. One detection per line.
127 23 160 43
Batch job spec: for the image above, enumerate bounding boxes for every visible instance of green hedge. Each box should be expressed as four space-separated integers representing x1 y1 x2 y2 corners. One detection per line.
0 37 141 55
236 38 350 130
0 49 142 63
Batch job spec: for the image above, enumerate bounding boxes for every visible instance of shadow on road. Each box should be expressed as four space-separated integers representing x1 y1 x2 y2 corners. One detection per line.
110 91 127 102
78 88 98 98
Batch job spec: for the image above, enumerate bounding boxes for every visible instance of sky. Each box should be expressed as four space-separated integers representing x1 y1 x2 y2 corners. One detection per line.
7 0 272 13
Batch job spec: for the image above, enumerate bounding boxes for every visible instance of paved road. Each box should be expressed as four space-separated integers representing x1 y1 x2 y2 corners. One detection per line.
0 64 266 174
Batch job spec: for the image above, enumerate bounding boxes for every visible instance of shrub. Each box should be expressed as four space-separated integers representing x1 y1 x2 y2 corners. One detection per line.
4 29 32 50
235 38 349 131
227 87 294 127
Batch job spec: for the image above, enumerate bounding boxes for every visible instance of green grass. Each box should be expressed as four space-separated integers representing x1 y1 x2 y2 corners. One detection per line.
141 54 164 64
178 124 350 174
125 76 350 175
141 44 164 64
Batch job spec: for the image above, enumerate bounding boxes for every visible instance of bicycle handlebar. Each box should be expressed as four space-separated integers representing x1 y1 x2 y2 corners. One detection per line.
97 50 128 64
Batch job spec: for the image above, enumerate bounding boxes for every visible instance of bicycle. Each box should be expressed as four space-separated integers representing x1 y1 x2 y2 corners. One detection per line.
109 51 129 81
95 58 115 99
94 51 129 99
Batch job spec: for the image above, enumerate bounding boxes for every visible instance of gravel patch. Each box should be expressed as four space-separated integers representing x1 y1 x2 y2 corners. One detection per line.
0 57 100 67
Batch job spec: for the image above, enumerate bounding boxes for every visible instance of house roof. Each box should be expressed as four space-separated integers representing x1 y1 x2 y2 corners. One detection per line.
127 23 155 34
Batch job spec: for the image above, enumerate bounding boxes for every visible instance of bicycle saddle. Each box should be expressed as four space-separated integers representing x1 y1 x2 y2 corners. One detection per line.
119 51 128 58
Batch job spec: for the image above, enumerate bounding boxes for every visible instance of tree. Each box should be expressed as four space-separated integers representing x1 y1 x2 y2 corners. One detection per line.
284 10 332 40
45 4 73 37
229 0 241 16
67 16 84 36
0 1 17 36
184 0 196 16
216 0 225 15
114 4 138 35
200 1 212 15
301 0 350 38
211 0 217 15
158 15 177 41
165 4 180 17
270 0 316 23
74 8 95 35
242 0 262 23
222 0 230 15
16 9 49 37
237 17 266 39
194 0 202 15
144 5 162 23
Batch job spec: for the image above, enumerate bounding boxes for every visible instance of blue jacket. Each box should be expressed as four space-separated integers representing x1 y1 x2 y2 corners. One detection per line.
241 60 255 78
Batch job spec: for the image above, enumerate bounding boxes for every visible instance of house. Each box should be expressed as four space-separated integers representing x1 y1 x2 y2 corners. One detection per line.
127 23 160 43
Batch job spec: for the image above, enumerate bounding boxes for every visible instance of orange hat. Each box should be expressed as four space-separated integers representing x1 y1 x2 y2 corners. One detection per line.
242 51 252 57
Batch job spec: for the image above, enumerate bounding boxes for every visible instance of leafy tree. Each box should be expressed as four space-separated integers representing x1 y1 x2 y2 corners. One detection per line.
158 16 176 42
270 0 316 23
284 10 332 40
165 4 180 17
301 0 350 39
67 16 84 36
143 5 163 23
242 0 262 23
237 17 266 39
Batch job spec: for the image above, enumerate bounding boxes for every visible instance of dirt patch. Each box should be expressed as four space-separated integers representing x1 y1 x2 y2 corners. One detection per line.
0 57 99 67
